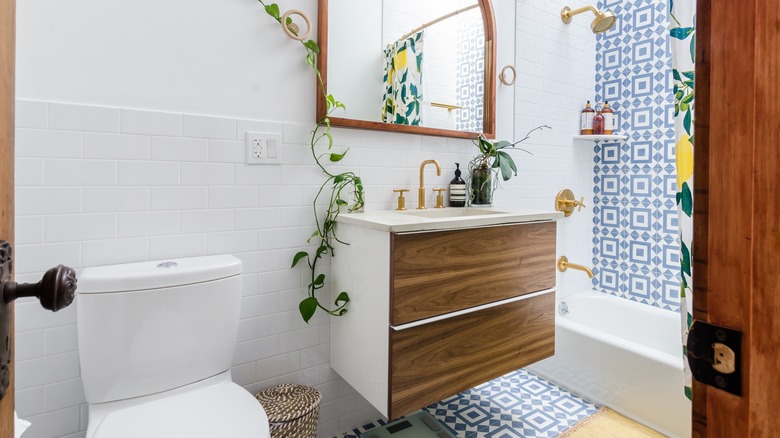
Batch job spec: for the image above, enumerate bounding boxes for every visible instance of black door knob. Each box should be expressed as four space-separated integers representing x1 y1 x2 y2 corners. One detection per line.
2 265 77 312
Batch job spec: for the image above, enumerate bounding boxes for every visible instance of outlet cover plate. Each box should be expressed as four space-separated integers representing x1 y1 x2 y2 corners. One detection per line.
246 131 282 165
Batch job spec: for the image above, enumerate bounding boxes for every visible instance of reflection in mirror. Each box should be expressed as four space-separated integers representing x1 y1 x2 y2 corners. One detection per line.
322 0 495 138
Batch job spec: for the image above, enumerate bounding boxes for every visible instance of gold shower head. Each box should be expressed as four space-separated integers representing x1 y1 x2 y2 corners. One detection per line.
561 5 617 34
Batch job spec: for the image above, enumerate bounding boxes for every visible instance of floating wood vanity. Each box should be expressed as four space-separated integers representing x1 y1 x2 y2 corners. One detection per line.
331 208 561 419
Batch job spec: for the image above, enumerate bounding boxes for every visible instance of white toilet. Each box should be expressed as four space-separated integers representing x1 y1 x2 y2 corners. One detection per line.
77 255 270 438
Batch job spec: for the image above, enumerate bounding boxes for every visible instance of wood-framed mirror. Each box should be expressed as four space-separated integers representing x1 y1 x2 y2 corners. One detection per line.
317 0 496 139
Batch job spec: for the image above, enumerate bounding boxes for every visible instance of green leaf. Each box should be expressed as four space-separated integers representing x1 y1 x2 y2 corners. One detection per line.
683 109 692 135
496 151 516 181
291 251 309 268
335 198 348 206
498 150 518 174
334 291 350 306
299 297 318 323
323 131 333 149
305 52 315 67
264 3 280 19
313 273 326 287
330 149 349 163
672 69 682 82
478 137 493 154
303 39 320 54
306 230 320 244
315 245 328 259
334 174 346 183
493 140 513 149
682 71 695 80
684 386 693 401
670 27 694 40
681 182 693 217
689 33 696 63
681 241 692 277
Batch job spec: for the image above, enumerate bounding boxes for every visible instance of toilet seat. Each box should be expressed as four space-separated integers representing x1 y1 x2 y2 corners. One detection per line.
90 378 270 438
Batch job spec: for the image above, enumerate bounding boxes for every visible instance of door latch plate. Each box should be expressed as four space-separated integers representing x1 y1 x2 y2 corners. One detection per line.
0 240 12 400
686 319 742 396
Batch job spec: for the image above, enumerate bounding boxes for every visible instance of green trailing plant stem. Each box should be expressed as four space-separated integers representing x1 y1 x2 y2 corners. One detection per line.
258 1 364 323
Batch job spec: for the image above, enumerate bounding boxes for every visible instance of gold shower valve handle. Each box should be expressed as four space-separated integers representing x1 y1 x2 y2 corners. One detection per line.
574 196 586 211
555 189 587 217
433 188 447 209
393 189 410 211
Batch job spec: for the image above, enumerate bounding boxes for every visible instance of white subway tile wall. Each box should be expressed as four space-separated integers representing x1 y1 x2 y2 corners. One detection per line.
12 2 595 437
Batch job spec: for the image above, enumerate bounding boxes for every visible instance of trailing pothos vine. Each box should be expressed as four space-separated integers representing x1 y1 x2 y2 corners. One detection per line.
258 1 364 323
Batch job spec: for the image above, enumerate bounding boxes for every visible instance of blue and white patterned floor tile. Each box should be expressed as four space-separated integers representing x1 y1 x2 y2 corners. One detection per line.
339 369 599 438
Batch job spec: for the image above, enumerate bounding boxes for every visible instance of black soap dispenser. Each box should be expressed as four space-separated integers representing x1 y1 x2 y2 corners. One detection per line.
449 163 466 207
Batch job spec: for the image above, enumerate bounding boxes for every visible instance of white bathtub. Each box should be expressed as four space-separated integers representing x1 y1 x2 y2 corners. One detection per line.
527 290 691 438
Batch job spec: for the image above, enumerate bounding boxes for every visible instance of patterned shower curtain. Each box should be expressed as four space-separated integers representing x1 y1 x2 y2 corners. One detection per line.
670 0 695 400
382 31 424 125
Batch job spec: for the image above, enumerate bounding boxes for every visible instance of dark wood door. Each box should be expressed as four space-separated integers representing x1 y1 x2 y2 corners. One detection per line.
692 0 780 436
0 0 15 436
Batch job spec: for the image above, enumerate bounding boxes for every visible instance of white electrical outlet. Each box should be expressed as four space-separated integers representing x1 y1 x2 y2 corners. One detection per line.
246 131 282 165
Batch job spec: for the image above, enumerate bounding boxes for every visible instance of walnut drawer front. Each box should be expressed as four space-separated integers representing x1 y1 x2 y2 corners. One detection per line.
391 221 556 325
388 291 555 419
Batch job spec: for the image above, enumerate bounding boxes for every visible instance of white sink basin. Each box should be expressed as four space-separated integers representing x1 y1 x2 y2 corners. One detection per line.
336 207 563 233
402 208 509 219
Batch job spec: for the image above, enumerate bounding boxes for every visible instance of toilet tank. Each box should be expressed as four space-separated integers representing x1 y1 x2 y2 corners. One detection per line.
77 255 243 404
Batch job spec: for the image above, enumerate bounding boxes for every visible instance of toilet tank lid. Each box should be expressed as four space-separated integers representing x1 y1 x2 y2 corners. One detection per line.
78 255 242 294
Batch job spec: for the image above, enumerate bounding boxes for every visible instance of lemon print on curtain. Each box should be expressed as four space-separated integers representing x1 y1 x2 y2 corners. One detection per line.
382 31 424 125
670 0 695 401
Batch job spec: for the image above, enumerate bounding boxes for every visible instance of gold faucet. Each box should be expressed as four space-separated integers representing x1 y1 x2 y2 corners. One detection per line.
557 256 594 279
418 159 441 209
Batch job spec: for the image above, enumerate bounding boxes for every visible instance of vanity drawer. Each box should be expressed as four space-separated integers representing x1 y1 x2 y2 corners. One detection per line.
388 291 555 419
391 221 556 325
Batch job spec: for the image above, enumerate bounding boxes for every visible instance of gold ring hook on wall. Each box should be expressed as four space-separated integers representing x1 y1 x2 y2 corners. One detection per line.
499 65 516 86
281 9 312 41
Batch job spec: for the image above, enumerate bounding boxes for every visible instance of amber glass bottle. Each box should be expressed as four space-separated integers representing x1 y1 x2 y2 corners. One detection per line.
592 103 605 135
580 101 595 135
601 101 615 134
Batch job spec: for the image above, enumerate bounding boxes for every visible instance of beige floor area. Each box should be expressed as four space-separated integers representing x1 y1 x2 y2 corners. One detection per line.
560 408 666 438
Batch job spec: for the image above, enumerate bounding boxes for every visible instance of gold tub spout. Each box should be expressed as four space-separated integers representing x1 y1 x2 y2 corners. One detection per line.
418 159 441 209
557 256 594 279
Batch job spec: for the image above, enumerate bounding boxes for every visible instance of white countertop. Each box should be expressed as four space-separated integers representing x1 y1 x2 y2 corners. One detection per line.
335 207 563 233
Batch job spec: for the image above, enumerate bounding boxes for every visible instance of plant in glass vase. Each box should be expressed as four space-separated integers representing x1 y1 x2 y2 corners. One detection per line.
468 125 551 205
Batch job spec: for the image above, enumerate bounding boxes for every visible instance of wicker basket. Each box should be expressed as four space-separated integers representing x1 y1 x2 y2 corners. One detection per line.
255 384 321 438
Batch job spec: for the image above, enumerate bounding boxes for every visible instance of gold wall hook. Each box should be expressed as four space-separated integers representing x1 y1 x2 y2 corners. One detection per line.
557 256 594 279
555 189 587 217
393 188 410 211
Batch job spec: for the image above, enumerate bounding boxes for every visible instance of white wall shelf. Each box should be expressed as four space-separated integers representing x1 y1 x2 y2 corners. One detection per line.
573 134 629 141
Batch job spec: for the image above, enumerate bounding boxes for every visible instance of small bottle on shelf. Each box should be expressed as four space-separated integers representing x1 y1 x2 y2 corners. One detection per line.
601 101 615 135
592 103 605 135
580 101 595 135
449 163 466 207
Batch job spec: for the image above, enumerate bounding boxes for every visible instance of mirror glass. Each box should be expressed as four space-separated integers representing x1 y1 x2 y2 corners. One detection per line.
322 0 494 137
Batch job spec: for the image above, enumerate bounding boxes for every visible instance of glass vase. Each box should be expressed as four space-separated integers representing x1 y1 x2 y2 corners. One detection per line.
469 166 493 206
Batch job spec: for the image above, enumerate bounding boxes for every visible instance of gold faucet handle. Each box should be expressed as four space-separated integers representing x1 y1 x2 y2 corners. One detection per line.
433 188 447 209
555 189 587 217
393 188 410 211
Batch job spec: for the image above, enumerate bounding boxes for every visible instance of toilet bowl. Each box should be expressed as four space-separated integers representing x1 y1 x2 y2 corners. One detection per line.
77 255 270 438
